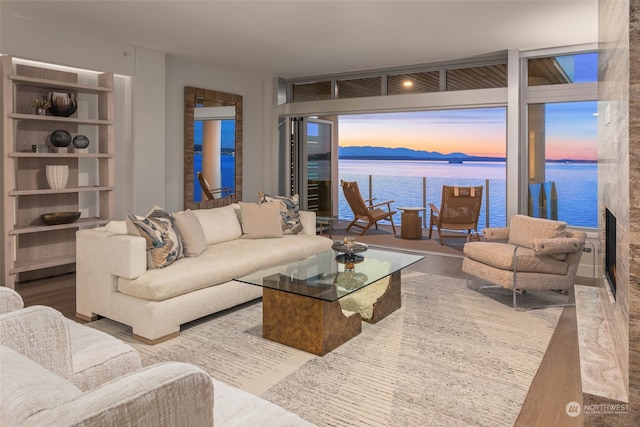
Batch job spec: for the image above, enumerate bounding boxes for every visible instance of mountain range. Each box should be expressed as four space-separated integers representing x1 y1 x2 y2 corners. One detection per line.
338 146 503 161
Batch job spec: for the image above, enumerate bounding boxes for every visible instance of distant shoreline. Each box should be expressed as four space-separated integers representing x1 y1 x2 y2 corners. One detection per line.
338 156 597 163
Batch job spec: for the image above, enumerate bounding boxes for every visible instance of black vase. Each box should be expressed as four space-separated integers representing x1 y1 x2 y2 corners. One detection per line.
49 129 72 147
49 92 77 117
72 135 90 149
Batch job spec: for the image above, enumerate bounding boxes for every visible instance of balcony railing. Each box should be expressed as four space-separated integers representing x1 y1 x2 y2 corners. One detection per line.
338 174 507 231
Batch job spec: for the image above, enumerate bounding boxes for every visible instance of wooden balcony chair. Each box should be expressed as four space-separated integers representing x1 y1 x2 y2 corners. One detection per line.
197 171 235 201
340 180 397 235
429 185 483 244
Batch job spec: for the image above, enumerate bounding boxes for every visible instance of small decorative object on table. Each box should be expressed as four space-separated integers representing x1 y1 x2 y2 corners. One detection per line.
332 237 368 265
45 165 69 189
40 212 81 226
28 97 51 115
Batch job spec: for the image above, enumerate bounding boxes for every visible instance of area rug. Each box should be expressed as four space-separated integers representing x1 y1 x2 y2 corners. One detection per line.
87 272 563 427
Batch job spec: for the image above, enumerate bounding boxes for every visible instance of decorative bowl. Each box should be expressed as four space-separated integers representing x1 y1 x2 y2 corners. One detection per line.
40 212 81 226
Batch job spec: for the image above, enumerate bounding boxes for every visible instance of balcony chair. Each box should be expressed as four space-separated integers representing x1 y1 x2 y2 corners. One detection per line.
429 185 483 244
340 180 397 235
462 214 586 309
197 171 235 201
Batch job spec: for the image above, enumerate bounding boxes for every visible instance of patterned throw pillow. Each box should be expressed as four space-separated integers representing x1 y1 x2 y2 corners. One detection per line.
126 207 184 269
257 192 303 234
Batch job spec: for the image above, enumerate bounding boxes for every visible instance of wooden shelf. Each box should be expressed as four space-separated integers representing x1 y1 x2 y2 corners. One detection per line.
10 186 114 196
9 113 111 125
10 254 76 275
9 218 110 235
2 56 115 288
9 74 111 94
10 152 112 159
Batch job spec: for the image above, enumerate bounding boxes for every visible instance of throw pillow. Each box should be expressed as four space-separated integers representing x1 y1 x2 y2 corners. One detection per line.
192 204 243 245
172 209 207 257
239 201 283 239
126 206 184 269
258 192 303 234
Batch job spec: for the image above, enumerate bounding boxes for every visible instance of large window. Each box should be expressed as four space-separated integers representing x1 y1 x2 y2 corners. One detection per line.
525 50 598 228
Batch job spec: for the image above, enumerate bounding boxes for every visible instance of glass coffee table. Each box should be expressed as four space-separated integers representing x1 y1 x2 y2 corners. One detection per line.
235 248 422 355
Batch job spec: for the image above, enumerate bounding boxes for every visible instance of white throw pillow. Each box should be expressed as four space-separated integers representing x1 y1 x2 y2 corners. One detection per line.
172 209 207 257
239 201 283 239
193 204 243 245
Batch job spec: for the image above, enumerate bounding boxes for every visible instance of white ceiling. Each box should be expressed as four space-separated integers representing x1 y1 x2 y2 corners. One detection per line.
1 0 598 79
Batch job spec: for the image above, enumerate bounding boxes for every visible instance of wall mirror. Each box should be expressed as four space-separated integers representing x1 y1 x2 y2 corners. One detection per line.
184 86 242 210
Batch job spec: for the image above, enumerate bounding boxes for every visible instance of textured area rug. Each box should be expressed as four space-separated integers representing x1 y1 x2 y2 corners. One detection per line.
87 272 563 427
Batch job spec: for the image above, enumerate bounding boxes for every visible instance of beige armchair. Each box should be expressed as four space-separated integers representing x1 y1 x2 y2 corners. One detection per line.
462 215 586 309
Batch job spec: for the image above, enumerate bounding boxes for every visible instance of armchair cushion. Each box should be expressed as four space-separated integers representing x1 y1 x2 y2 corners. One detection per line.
1 345 82 426
482 227 509 241
508 215 566 248
0 306 73 381
464 242 569 275
532 237 584 255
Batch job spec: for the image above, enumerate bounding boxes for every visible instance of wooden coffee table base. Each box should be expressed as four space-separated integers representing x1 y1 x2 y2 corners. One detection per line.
262 288 362 356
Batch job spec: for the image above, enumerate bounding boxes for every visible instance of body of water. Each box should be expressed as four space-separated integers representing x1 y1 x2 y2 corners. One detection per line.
193 153 235 202
338 159 597 229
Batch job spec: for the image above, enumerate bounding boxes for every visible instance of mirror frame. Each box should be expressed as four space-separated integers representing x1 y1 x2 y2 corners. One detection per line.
184 86 243 210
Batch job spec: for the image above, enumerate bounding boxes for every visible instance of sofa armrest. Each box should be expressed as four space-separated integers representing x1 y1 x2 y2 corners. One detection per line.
299 210 317 236
23 362 215 427
0 306 73 381
0 287 24 314
482 227 509 241
532 237 584 254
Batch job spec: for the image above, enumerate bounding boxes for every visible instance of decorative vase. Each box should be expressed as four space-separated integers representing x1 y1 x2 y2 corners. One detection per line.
48 92 77 117
46 165 69 190
72 135 90 149
49 129 72 147
36 107 47 116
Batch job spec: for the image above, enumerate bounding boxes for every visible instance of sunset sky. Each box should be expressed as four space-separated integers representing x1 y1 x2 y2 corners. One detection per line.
338 101 598 161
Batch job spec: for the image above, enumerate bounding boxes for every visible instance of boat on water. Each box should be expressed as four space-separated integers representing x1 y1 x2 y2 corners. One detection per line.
448 159 464 164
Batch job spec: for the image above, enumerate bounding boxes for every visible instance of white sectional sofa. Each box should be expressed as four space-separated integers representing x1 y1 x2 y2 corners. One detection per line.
76 203 333 344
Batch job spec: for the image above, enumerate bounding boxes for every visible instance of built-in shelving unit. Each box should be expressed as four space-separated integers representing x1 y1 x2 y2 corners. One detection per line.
1 55 115 288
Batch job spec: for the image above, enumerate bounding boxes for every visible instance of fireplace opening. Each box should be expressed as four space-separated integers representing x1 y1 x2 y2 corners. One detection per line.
605 208 617 300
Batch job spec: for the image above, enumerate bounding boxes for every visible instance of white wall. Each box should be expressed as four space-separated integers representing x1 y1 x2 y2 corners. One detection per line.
1 12 277 217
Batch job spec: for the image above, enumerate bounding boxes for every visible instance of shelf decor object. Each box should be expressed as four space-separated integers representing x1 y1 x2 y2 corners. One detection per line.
45 165 69 189
72 134 89 151
28 97 51 115
49 129 72 153
40 211 81 226
48 91 77 117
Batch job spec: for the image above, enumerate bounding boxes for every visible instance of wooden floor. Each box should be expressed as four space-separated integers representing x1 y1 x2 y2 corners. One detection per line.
13 222 588 426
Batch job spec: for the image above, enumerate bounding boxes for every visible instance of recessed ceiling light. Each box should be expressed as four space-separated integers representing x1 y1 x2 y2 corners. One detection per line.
403 81 413 87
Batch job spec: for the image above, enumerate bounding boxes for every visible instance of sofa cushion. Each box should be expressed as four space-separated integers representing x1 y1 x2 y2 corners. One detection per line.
117 235 334 301
508 215 566 249
0 345 82 426
464 241 568 275
239 201 283 239
127 207 184 269
172 209 207 257
258 192 304 234
193 204 243 245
